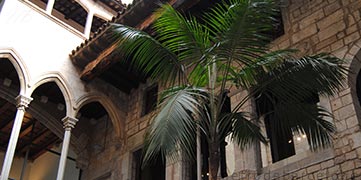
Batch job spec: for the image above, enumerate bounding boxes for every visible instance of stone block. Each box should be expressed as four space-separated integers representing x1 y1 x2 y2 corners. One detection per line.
341 161 355 172
321 159 335 169
335 155 346 164
299 9 324 29
330 98 343 111
306 164 321 174
335 119 347 132
323 1 342 16
292 24 318 43
338 104 356 120
344 32 361 45
316 35 338 50
327 165 341 176
350 133 361 149
317 9 344 30
318 21 346 41
346 116 359 129
345 151 357 160
331 39 345 51
339 88 351 97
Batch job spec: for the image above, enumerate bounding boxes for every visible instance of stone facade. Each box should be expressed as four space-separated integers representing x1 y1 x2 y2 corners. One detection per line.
236 0 361 179
2 0 361 180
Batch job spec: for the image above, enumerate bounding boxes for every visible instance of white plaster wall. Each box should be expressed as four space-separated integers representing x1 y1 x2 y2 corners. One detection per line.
0 151 31 180
0 147 79 180
28 145 80 180
0 0 89 106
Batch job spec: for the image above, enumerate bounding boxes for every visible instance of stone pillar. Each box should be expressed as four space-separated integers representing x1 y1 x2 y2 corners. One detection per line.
0 95 32 180
46 0 55 14
56 117 78 180
84 11 94 38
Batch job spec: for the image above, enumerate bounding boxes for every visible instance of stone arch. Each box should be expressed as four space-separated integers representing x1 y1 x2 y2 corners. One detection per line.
29 73 74 117
75 94 124 139
0 48 30 95
348 48 361 125
73 0 90 13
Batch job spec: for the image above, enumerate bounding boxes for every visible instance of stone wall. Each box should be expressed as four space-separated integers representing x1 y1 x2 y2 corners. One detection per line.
80 0 361 180
236 0 361 179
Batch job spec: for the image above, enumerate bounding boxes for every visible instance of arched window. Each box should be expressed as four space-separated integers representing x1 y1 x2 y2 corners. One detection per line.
356 70 361 106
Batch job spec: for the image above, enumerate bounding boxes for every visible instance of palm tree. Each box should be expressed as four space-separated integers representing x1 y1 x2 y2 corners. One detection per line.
109 0 347 179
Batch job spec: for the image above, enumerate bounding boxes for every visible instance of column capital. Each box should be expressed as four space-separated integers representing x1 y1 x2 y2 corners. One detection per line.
62 117 78 130
15 95 33 110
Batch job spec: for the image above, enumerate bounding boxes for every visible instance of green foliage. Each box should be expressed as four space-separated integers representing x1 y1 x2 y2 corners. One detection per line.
109 0 347 173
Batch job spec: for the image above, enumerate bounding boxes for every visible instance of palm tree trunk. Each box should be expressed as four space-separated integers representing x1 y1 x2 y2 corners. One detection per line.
208 142 220 180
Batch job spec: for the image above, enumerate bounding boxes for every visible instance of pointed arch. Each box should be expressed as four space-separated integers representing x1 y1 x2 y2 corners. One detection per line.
29 72 74 117
347 43 361 127
75 93 124 139
0 48 30 95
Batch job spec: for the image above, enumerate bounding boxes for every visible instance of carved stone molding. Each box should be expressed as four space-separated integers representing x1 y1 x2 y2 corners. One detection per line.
62 116 78 130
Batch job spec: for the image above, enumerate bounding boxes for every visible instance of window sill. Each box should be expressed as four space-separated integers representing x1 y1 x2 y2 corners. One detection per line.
259 148 334 177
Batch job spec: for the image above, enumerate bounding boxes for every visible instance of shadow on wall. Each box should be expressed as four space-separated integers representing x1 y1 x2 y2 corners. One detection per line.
0 0 3 13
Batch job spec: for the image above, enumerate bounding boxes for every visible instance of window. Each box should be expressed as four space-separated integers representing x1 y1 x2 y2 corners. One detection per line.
132 149 165 180
142 85 158 116
190 91 230 179
256 93 319 163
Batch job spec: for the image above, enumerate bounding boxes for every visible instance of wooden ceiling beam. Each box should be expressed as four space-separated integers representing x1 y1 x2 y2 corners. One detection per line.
30 137 59 160
80 43 118 81
64 6 84 20
16 128 50 153
0 102 12 114
19 120 35 139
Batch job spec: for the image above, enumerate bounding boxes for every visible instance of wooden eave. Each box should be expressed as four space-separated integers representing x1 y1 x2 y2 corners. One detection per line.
70 0 193 93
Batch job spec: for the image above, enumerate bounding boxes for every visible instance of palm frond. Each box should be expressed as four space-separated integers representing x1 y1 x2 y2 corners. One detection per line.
204 0 278 65
143 86 207 165
154 4 211 66
109 23 186 85
257 53 347 103
218 112 266 149
271 102 335 150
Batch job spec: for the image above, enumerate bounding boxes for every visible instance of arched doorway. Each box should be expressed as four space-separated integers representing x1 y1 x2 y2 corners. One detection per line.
26 82 79 180
0 58 26 180
75 101 119 179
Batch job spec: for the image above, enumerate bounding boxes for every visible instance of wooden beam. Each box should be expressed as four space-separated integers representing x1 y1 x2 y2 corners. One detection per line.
16 128 49 153
32 129 53 145
80 43 119 81
19 122 35 139
64 3 84 20
0 102 16 130
0 102 12 114
78 0 177 84
30 137 59 160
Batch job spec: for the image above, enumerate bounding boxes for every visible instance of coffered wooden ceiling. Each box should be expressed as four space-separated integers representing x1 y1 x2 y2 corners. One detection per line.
0 60 62 160
40 0 125 33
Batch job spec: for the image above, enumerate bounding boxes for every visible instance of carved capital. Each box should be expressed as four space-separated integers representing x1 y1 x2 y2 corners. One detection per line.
62 116 78 130
15 95 33 110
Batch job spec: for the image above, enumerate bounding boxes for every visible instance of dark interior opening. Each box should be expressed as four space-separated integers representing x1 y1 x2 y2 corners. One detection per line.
133 148 165 180
356 70 361 107
142 85 158 116
256 94 295 163
190 92 230 179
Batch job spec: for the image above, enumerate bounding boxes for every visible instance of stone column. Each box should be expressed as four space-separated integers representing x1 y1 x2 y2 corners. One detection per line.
84 11 94 38
46 0 55 14
56 117 78 180
0 95 32 180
